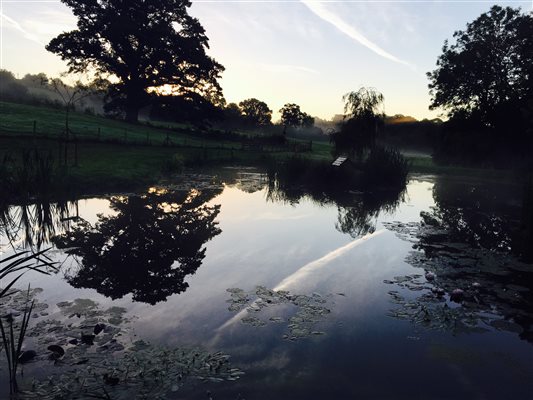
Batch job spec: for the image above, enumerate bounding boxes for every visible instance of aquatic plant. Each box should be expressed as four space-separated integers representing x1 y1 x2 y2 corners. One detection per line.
0 286 35 394
0 295 243 399
0 250 56 394
226 286 335 340
0 249 57 300
383 215 533 342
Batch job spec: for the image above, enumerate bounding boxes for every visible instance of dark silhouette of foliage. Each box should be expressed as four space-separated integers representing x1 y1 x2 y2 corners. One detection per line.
386 176 533 343
427 6 533 162
47 0 224 123
279 103 314 134
301 113 315 128
362 147 409 190
0 70 29 102
149 92 223 126
52 189 221 304
279 103 301 128
330 87 385 158
239 98 272 127
265 157 406 238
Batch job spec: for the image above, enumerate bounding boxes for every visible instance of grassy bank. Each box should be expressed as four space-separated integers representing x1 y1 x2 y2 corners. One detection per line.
0 101 518 197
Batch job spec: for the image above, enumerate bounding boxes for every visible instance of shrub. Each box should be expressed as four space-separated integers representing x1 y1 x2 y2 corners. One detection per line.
362 146 409 189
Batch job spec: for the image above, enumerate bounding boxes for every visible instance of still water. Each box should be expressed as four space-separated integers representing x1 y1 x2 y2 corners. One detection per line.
1 170 532 399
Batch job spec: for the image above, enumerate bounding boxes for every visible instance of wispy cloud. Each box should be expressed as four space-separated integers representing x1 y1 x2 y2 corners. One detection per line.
215 229 385 333
0 12 46 46
300 1 411 67
23 10 76 37
260 63 319 75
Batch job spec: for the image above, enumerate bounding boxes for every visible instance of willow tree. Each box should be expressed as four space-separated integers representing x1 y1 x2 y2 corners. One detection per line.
47 0 224 123
331 87 385 158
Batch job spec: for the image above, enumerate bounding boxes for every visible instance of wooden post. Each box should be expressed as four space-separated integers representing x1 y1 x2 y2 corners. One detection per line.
98 127 101 141
74 136 79 167
33 120 36 135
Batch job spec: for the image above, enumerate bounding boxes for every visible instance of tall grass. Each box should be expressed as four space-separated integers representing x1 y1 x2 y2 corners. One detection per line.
1 149 57 200
0 250 57 393
0 286 34 394
362 146 410 190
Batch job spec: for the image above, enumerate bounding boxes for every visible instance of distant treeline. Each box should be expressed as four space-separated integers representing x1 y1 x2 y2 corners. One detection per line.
0 70 104 115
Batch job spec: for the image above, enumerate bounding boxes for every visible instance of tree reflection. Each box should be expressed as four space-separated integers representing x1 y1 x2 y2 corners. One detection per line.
53 188 222 305
265 163 406 238
0 200 79 251
385 176 533 343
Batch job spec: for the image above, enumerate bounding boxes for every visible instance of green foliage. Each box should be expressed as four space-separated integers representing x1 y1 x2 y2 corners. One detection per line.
47 0 224 122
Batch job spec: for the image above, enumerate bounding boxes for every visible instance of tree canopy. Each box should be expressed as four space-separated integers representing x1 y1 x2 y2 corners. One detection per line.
279 103 314 130
331 87 385 158
427 5 533 160
47 0 224 122
239 98 272 126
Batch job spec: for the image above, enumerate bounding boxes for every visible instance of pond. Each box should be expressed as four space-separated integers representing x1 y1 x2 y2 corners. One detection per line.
1 169 532 399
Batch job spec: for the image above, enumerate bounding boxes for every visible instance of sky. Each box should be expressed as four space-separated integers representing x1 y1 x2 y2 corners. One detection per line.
0 0 531 121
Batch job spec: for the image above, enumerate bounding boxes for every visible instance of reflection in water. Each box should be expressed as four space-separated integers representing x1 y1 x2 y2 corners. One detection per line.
335 190 405 238
52 188 222 304
385 176 533 343
266 169 406 238
0 200 79 250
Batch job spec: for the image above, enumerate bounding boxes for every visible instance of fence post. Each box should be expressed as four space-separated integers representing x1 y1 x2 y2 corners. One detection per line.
74 135 79 167
98 127 101 141
33 120 36 135
124 129 127 142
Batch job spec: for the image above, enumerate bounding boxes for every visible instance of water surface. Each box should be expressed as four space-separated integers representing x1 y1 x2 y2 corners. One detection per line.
1 170 532 399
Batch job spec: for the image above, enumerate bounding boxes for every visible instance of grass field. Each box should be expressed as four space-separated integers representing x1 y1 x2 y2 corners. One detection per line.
0 101 240 149
1 100 508 196
0 99 313 194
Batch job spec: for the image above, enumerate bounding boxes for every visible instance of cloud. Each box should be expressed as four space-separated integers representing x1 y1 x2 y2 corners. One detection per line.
300 1 412 67
0 12 46 46
260 63 319 75
215 229 385 332
23 10 76 37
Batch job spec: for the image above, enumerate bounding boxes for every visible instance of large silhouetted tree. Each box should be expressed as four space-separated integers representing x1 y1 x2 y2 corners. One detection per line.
330 87 385 158
279 103 314 134
427 6 533 159
239 98 272 126
47 0 224 123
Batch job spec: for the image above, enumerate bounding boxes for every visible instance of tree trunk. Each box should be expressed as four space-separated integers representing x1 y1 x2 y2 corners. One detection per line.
125 105 140 123
125 83 144 123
